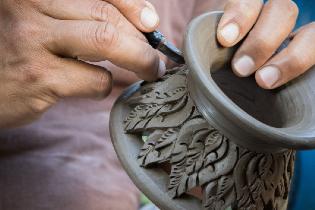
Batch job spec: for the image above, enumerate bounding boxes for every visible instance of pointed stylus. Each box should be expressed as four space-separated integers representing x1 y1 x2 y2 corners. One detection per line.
144 30 185 64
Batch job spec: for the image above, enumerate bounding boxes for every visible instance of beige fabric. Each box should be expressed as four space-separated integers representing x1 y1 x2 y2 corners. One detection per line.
0 1 225 210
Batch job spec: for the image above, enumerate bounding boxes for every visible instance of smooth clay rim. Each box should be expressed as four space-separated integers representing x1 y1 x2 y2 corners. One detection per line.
185 11 315 152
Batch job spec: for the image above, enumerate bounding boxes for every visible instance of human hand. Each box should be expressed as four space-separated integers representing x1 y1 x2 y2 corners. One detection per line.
217 0 315 89
0 0 164 128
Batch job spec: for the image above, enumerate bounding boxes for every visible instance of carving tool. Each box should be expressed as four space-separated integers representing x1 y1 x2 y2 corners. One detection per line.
144 31 185 64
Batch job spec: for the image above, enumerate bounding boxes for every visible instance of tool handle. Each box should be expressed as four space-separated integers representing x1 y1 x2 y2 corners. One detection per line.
143 31 164 49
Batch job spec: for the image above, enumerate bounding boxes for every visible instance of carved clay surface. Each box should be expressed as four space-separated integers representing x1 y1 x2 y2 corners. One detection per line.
124 66 295 210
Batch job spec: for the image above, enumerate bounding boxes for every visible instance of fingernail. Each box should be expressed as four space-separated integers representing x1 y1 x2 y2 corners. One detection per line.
257 66 281 88
233 55 255 76
220 23 240 44
141 7 159 29
158 60 166 78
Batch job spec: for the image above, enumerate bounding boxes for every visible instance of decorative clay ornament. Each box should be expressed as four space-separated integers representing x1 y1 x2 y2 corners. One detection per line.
110 11 315 210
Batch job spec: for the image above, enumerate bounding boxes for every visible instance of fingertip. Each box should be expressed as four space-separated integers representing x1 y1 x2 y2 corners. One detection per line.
144 59 166 82
255 74 273 90
217 22 240 47
217 0 263 47
106 0 159 32
101 70 113 98
90 67 114 100
232 55 255 77
255 72 269 89
140 4 159 31
158 60 166 78
134 52 161 82
145 45 163 81
255 65 281 89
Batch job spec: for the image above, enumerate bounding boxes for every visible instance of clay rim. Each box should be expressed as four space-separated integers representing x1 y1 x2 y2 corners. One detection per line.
184 11 315 150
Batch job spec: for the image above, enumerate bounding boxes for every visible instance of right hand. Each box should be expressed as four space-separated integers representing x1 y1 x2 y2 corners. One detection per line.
217 0 315 90
0 0 165 128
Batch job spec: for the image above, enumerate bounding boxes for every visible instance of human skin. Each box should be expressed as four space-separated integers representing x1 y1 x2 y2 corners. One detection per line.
1 0 315 129
217 0 315 89
0 0 165 128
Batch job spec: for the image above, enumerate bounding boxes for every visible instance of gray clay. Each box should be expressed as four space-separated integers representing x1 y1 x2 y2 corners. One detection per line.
110 11 315 210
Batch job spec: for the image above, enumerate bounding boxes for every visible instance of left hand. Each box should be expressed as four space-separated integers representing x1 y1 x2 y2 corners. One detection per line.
217 0 315 89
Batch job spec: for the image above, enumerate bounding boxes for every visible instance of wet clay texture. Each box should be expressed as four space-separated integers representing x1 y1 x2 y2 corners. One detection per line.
110 11 315 210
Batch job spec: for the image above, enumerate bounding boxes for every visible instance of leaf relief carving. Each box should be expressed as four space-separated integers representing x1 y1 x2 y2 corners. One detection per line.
123 65 295 210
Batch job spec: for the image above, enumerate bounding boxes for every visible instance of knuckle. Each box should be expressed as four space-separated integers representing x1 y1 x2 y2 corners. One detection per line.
28 98 53 114
12 21 41 41
17 61 44 84
91 1 116 22
138 48 159 80
96 71 112 98
91 22 118 51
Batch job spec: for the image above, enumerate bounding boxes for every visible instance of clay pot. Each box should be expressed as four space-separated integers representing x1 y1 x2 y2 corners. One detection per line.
185 12 315 153
110 11 313 210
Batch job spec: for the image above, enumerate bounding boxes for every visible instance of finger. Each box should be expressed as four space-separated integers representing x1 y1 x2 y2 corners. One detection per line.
35 0 145 41
232 0 299 77
217 0 263 47
255 23 315 89
106 0 159 31
36 0 159 32
48 20 165 81
45 58 113 99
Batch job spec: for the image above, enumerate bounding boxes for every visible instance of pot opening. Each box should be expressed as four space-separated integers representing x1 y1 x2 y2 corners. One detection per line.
210 65 305 129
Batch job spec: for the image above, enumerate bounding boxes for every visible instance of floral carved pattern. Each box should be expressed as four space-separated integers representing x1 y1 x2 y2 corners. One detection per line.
124 66 295 210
